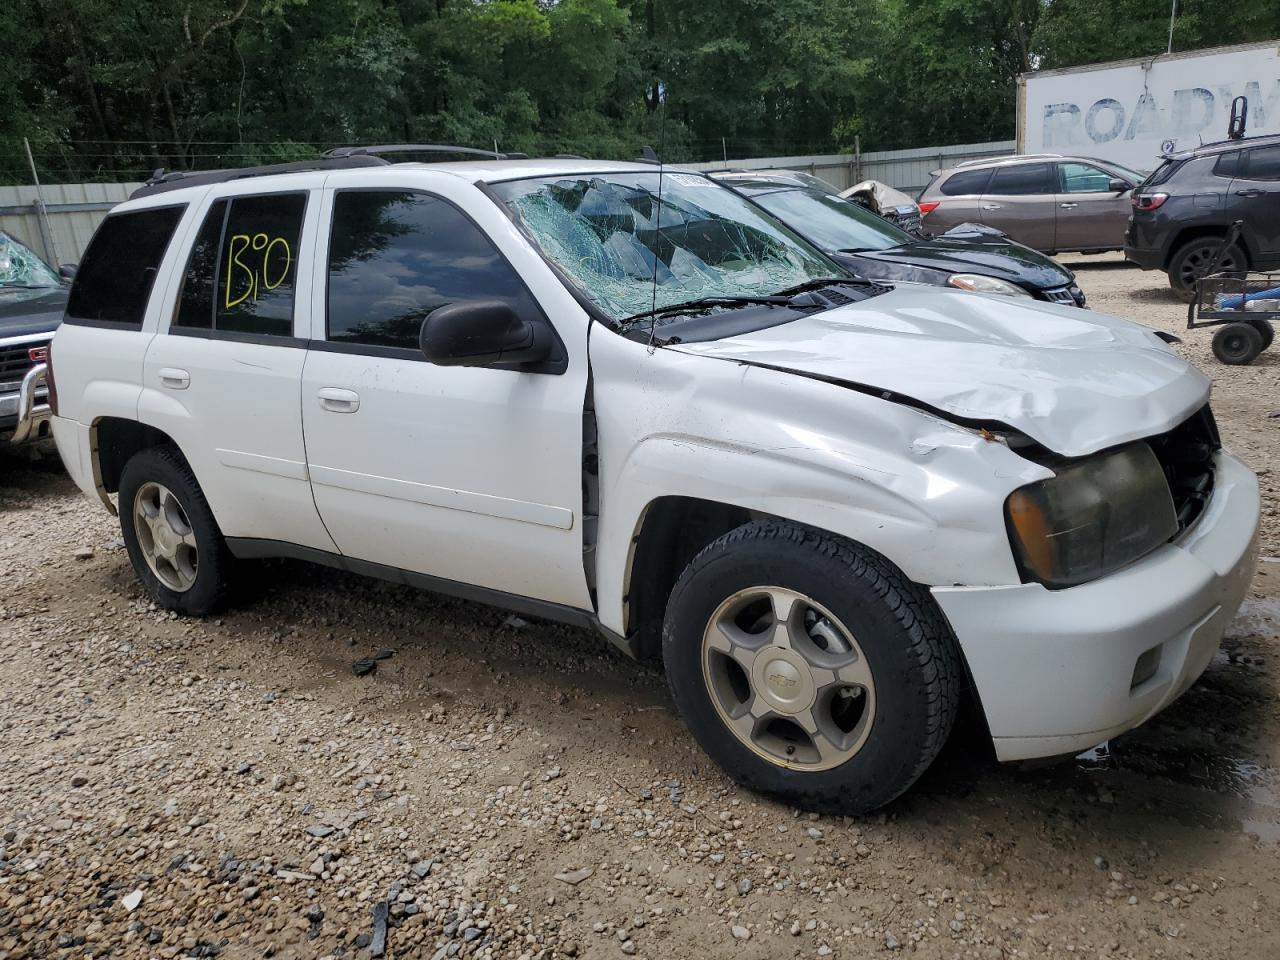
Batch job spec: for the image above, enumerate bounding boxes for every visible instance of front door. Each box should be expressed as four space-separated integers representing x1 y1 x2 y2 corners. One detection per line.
1230 143 1280 262
979 162 1057 251
1052 161 1131 251
300 181 592 609
140 180 337 552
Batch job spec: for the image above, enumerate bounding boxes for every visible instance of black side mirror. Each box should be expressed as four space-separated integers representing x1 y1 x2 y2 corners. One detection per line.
1108 178 1128 194
58 263 77 280
419 299 551 367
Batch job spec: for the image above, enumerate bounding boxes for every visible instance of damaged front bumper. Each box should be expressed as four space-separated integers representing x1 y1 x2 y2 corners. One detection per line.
932 451 1259 761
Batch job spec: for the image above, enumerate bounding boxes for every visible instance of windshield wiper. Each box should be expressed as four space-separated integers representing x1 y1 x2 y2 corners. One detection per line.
0 284 52 291
773 276 865 296
621 294 792 326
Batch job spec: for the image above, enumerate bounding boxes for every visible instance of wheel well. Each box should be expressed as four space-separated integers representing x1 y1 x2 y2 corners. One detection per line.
627 496 754 659
94 418 178 493
1165 225 1252 269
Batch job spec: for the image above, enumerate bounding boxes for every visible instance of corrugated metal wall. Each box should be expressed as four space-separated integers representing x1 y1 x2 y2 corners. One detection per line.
683 140 1016 194
0 139 1017 266
0 182 143 266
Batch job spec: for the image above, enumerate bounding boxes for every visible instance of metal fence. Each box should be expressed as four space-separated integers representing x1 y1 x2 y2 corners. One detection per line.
683 140 1016 195
0 139 1016 265
0 182 142 266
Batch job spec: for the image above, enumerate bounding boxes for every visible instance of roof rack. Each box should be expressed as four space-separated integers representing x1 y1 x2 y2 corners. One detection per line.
952 152 1061 168
132 154 389 198
324 143 529 161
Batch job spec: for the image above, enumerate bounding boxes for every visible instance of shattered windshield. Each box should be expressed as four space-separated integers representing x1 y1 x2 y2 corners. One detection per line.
493 172 836 324
0 232 61 289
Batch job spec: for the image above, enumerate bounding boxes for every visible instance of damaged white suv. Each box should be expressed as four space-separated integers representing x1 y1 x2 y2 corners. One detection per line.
29 155 1259 811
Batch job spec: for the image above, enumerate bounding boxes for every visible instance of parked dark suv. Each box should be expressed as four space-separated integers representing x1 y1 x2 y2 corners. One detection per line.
1126 134 1280 300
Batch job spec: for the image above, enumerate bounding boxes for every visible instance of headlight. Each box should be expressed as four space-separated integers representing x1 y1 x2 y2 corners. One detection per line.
1005 443 1178 589
947 274 1031 297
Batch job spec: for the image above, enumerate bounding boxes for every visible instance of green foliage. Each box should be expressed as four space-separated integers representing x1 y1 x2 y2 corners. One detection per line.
2 0 1278 183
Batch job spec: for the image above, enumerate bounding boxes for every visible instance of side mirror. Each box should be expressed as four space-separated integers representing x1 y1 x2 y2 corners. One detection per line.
419 299 550 367
1108 178 1129 194
58 263 77 281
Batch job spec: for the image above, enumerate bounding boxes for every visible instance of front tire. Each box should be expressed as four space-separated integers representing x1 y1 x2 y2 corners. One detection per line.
119 445 233 615
662 521 961 812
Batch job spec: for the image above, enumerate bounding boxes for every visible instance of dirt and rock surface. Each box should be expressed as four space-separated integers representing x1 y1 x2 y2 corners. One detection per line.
1 255 1277 959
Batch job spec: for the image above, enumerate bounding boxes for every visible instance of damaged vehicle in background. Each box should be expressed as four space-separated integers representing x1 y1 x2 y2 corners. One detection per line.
713 170 1086 305
840 178 924 233
29 155 1258 812
1 232 71 443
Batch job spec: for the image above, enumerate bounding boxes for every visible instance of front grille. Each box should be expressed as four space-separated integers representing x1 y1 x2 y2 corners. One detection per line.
1041 284 1086 307
1148 404 1219 533
0 341 48 392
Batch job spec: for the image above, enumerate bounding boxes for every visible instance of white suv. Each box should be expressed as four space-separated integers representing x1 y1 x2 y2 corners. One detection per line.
28 155 1259 811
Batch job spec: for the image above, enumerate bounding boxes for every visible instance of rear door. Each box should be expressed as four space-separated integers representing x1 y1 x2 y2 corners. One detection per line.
979 163 1056 251
922 167 992 233
1230 143 1280 261
1053 161 1131 251
299 175 592 609
139 179 337 552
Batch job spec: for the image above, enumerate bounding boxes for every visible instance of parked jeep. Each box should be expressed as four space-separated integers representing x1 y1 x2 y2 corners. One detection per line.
1125 133 1280 301
24 154 1259 811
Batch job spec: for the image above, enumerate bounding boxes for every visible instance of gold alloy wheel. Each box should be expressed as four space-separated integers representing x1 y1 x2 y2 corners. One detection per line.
700 586 876 771
132 481 199 593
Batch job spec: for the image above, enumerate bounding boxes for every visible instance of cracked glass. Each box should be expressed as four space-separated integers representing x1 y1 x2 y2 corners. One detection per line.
493 172 834 324
0 232 60 289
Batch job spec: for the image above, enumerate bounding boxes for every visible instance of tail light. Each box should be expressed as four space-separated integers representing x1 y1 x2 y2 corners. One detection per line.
44 339 58 416
1131 192 1168 212
919 201 940 216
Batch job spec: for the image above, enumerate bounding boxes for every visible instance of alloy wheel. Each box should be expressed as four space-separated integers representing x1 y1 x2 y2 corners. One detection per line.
701 586 875 771
133 481 199 592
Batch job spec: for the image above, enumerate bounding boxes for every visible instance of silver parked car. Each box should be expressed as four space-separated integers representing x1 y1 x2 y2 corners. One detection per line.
918 154 1146 254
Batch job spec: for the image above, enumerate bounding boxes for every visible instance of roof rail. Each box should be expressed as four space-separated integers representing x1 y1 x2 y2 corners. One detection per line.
131 154 389 198
325 143 517 161
952 152 1060 168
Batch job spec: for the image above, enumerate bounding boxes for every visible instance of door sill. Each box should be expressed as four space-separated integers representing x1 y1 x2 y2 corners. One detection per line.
225 537 637 658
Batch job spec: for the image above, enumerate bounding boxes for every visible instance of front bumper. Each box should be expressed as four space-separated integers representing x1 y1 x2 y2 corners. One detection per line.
933 451 1259 761
3 364 51 443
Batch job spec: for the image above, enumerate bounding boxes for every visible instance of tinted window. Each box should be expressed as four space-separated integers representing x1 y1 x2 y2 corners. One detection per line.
174 200 226 330
1213 152 1241 178
327 191 541 349
1243 144 1280 180
173 193 305 337
66 206 184 326
1146 159 1185 186
939 168 992 196
986 163 1052 195
1058 162 1113 193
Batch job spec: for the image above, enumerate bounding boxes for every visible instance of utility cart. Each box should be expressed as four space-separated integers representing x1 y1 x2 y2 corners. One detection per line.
1189 223 1278 366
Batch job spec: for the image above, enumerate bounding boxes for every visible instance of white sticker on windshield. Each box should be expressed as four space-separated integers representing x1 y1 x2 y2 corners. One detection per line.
665 173 713 187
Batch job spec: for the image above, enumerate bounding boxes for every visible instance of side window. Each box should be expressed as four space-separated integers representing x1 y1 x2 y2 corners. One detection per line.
327 190 541 350
1213 152 1241 178
939 168 992 196
66 206 185 327
1242 145 1280 181
1058 162 1112 193
173 192 306 337
986 163 1052 196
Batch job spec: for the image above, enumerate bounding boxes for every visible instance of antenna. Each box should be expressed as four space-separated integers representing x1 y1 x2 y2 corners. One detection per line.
647 82 669 352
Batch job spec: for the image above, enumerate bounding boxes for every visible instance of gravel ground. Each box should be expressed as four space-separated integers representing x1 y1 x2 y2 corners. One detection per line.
1 255 1277 959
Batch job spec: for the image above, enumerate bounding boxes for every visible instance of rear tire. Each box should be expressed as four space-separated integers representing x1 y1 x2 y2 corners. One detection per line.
119 445 234 615
1211 322 1263 366
1246 317 1274 352
1168 237 1245 303
662 520 961 812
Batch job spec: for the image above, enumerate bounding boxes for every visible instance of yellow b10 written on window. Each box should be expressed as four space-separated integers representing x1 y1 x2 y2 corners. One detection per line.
225 233 292 309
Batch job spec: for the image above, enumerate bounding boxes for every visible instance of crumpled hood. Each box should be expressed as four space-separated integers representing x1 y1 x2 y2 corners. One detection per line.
669 286 1210 457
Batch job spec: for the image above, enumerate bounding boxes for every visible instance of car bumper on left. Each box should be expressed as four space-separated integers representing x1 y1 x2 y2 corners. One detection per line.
933 451 1259 762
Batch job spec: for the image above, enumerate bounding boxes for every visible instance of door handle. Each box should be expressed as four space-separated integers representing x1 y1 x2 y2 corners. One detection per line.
1235 189 1263 198
981 203 1003 211
159 368 190 390
1059 202 1078 209
317 387 360 413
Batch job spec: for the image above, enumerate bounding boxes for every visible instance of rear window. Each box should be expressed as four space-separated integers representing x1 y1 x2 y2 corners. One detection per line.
1144 158 1185 186
986 163 1053 195
66 206 185 327
939 168 992 196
